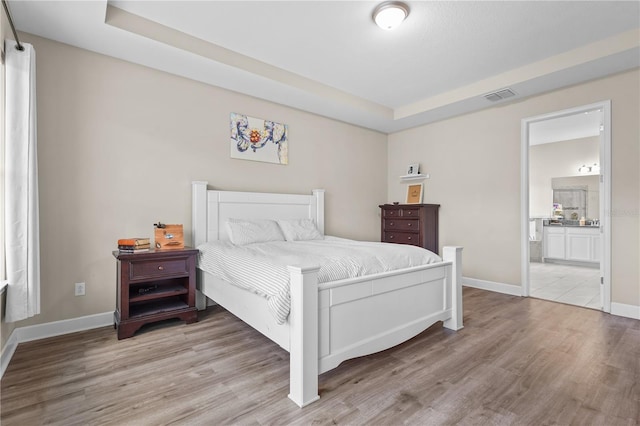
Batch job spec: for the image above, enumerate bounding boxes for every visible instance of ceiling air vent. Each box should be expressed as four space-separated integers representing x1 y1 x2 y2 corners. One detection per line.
484 88 516 102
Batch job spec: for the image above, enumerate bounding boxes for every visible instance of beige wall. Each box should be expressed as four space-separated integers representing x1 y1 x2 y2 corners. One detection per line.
388 68 639 307
530 136 600 218
9 33 387 330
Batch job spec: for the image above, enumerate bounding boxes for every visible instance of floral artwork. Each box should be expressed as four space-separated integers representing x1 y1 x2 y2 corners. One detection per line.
230 113 288 164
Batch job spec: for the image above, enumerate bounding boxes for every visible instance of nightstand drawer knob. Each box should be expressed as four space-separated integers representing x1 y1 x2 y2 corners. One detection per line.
158 266 164 271
407 223 412 227
389 222 394 226
389 235 394 239
407 236 412 240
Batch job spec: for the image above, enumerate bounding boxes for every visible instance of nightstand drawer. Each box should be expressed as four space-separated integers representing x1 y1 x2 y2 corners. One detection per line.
383 231 420 245
383 218 419 231
129 258 189 280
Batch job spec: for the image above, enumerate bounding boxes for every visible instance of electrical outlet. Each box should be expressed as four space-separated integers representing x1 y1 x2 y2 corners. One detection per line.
75 282 85 296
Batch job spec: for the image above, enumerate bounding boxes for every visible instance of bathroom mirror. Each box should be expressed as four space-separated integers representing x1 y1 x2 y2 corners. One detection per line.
551 175 599 220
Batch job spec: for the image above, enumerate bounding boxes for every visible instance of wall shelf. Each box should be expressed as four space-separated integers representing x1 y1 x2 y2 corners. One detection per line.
400 174 429 181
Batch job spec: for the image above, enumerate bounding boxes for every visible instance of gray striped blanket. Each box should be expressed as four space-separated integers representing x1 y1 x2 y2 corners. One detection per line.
197 236 442 324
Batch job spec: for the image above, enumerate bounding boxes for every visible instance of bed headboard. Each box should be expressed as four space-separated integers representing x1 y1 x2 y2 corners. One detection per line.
192 181 325 247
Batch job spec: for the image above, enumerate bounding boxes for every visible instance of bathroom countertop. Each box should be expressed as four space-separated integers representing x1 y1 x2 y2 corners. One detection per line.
544 223 600 228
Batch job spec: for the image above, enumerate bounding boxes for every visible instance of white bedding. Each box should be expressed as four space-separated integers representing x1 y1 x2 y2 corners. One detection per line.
197 236 442 324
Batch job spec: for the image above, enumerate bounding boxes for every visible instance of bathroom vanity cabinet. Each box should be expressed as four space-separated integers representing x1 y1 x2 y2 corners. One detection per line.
543 225 600 264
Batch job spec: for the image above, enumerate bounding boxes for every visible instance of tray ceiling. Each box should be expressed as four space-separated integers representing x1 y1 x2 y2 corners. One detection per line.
8 1 640 133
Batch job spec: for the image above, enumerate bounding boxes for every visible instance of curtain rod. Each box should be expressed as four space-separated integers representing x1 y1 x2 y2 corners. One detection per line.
2 0 24 51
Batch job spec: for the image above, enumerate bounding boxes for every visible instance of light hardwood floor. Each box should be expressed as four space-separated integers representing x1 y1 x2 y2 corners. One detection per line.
1 288 639 425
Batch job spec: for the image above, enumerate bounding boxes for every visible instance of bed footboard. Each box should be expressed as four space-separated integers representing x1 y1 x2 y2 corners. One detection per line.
287 246 463 408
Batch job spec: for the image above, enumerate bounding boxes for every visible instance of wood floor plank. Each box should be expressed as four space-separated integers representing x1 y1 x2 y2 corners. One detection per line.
2 288 639 425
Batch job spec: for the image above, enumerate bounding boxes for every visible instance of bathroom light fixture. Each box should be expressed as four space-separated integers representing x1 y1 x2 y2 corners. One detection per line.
373 1 409 30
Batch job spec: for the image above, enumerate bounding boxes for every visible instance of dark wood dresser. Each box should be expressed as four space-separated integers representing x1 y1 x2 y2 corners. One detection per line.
379 204 440 254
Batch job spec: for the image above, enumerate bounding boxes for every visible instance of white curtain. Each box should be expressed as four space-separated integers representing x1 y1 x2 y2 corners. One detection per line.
5 41 40 322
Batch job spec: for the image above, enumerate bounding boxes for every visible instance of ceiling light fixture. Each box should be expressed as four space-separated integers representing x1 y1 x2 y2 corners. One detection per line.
373 1 409 30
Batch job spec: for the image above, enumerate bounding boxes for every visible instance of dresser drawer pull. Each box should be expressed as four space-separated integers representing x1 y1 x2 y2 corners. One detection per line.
407 236 412 240
389 222 394 226
406 211 413 215
389 235 394 239
407 223 412 227
158 266 164 271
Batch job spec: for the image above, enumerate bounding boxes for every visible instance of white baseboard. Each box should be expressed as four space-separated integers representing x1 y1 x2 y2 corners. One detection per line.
611 302 640 320
16 311 113 343
1 329 18 379
0 311 113 379
463 277 522 296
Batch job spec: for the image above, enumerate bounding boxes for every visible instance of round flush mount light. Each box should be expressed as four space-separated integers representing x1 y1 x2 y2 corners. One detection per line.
373 1 410 30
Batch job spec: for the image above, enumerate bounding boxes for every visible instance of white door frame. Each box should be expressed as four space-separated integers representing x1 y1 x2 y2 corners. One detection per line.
520 100 611 312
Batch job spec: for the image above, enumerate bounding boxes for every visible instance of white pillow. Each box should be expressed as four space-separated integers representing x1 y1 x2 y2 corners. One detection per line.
225 219 285 245
277 219 323 241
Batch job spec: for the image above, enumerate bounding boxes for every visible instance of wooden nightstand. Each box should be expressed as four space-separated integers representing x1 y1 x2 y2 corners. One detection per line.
113 247 199 339
379 204 440 254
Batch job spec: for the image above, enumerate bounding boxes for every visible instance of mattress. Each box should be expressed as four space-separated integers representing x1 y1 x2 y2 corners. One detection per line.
197 236 442 324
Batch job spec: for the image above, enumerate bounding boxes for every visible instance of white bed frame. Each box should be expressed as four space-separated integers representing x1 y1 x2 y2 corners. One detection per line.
192 181 463 407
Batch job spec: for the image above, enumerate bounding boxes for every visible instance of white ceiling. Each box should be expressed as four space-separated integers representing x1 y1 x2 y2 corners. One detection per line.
7 1 640 133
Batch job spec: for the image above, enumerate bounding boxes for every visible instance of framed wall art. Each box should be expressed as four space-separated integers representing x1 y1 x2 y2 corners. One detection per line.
406 183 423 204
230 112 288 164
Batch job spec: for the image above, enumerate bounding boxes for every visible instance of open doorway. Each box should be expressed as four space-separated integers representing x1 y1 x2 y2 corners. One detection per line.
521 101 611 312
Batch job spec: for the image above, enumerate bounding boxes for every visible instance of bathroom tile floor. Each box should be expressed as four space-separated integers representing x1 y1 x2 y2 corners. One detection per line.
530 262 601 310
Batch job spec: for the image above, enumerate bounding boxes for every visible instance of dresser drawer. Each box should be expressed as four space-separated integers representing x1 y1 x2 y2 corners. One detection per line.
383 231 420 245
400 207 421 218
382 208 402 218
129 258 189 280
383 218 420 231
382 207 421 218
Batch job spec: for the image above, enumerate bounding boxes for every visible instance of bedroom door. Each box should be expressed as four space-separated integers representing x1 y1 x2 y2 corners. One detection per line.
521 101 611 313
